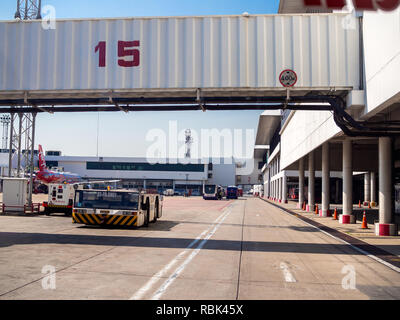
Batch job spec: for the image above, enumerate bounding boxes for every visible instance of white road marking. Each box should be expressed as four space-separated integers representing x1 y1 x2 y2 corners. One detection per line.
280 262 297 283
270 201 400 274
316 227 400 274
130 206 231 300
150 209 232 300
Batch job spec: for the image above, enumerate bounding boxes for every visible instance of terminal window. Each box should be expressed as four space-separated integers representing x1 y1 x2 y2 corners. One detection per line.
86 162 205 172
45 161 59 168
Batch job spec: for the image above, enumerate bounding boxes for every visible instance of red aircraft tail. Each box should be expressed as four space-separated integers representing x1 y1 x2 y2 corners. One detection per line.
38 144 47 172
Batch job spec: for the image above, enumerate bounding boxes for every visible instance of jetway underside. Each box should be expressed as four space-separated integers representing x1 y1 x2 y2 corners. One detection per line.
1 88 399 137
0 87 350 110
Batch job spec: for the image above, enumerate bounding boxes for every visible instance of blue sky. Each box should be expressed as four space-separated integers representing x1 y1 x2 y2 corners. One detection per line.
0 0 280 157
0 1 279 20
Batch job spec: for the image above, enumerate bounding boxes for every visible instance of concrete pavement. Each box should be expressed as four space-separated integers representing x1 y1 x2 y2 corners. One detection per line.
262 198 400 257
0 197 399 299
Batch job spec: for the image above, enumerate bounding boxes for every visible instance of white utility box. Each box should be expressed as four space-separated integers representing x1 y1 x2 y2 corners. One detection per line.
2 178 28 211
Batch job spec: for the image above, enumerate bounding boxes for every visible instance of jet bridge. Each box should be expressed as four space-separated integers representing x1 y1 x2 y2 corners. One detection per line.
4 13 395 136
0 13 360 109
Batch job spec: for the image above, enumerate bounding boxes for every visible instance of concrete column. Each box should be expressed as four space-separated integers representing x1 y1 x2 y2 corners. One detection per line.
340 138 355 224
307 151 315 212
268 173 271 198
272 160 275 176
321 142 330 217
271 180 273 200
335 179 340 204
282 172 288 203
264 182 267 198
278 178 282 202
272 180 274 200
370 172 376 206
268 169 271 198
376 137 397 236
298 158 304 208
364 172 371 205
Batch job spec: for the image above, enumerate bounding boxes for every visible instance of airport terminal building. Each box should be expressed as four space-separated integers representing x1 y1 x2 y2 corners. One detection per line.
40 154 262 195
256 1 400 236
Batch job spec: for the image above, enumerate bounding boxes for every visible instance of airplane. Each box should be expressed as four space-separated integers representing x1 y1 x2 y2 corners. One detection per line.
35 144 82 184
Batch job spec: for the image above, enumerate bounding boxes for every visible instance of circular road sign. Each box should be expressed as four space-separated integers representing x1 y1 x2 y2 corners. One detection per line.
279 69 297 87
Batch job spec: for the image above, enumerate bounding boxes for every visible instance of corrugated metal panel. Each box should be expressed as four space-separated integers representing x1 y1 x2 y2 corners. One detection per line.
0 14 360 93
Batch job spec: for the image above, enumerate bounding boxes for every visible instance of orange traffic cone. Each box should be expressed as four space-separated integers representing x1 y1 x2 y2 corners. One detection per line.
358 200 361 208
302 201 306 211
315 204 319 215
361 211 368 229
333 207 338 220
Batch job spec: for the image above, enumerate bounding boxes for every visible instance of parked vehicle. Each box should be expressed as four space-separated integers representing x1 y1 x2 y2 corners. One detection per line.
42 183 75 216
253 185 263 197
226 186 239 199
163 189 174 196
72 189 163 228
203 184 223 200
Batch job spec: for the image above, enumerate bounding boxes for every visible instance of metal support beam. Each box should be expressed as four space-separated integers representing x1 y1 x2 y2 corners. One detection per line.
17 113 23 176
34 105 54 114
28 113 36 206
8 114 14 177
0 94 399 136
108 94 129 113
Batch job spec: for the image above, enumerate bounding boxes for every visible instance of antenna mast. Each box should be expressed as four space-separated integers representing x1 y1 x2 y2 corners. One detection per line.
184 129 193 159
15 0 42 20
9 0 42 205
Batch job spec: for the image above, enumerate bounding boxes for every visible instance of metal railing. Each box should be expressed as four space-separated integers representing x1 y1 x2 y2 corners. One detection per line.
1 203 41 214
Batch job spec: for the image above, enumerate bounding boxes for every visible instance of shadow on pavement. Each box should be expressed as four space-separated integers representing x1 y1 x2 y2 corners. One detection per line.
76 220 179 231
167 220 319 232
0 231 397 257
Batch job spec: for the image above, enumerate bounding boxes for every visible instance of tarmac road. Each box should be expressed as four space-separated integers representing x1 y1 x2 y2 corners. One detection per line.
0 197 399 300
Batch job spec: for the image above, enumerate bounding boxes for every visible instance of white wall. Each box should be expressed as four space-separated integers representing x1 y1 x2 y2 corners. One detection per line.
0 14 360 94
362 7 400 115
236 158 263 185
280 110 341 170
277 8 400 171
207 163 236 187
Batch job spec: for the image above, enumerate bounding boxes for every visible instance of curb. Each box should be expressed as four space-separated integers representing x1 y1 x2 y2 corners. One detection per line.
259 197 400 273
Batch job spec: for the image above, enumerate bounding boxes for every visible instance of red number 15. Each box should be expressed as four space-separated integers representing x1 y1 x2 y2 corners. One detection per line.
95 40 140 68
